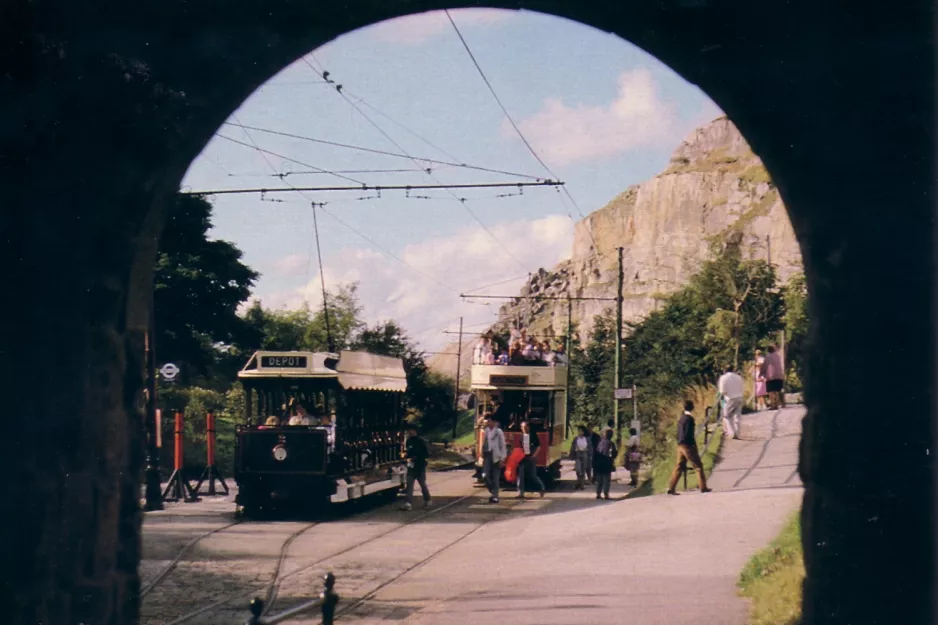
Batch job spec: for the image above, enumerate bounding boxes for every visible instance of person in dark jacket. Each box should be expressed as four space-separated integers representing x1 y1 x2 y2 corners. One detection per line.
594 429 618 500
666 400 712 495
401 424 431 510
517 421 546 500
587 424 601 483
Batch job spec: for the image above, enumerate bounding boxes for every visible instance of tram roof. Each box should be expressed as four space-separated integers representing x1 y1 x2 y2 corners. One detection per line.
238 350 407 392
469 364 568 391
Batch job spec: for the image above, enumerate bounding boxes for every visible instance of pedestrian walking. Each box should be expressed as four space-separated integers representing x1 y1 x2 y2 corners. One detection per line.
569 425 593 490
666 400 712 495
752 350 767 410
760 345 786 410
587 424 600 483
625 427 642 488
401 424 431 510
517 421 546 500
482 416 506 503
717 365 744 440
594 430 618 500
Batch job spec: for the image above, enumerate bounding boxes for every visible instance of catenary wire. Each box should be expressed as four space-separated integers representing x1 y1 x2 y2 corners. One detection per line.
299 58 528 272
222 122 547 182
215 133 365 185
230 125 463 297
444 10 599 251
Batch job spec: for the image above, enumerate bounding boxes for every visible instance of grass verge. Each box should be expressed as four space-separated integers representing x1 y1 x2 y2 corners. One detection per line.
630 383 724 498
738 511 804 625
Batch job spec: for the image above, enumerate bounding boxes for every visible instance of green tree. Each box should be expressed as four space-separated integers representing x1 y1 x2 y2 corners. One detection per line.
241 283 364 353
570 312 616 427
693 242 783 370
782 272 808 388
352 320 454 426
154 193 259 379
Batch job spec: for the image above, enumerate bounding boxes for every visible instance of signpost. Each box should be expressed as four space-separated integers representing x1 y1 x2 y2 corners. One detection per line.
159 362 180 383
614 388 633 400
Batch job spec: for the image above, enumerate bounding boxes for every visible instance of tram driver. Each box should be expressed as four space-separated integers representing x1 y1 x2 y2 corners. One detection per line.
288 403 313 426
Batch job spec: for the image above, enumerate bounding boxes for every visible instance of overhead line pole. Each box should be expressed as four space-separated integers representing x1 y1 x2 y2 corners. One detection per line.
566 294 573 440
614 247 624 437
452 318 464 439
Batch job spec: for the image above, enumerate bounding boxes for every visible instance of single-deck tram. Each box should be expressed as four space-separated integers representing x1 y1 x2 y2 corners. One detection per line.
234 350 408 515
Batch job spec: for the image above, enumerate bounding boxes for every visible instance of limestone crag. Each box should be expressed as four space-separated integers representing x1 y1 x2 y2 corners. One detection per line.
428 116 802 380
498 116 801 340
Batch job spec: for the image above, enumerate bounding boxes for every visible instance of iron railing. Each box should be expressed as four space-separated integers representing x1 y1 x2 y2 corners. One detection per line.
244 573 339 625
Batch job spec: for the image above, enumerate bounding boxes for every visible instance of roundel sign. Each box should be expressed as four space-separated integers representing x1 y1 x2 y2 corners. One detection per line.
159 363 180 382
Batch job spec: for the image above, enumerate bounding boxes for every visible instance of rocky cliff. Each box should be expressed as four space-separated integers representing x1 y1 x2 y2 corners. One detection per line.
429 116 802 379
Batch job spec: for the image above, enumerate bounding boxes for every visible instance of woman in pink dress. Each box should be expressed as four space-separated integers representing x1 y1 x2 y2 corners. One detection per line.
752 350 767 411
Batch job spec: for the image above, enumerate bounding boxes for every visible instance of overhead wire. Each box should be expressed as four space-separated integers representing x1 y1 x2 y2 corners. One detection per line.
222 121 546 181
216 133 366 185
300 56 530 272
229 122 463 298
443 10 600 251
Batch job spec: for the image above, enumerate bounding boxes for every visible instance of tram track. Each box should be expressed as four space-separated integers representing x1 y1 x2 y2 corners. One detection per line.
152 472 476 625
331 497 528 624
140 520 243 599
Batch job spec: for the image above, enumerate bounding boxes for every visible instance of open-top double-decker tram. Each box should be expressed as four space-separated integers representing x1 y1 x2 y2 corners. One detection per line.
470 362 568 485
235 350 408 515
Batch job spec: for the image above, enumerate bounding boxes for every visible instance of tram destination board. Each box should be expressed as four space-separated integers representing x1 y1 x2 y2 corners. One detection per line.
489 374 528 386
261 355 308 368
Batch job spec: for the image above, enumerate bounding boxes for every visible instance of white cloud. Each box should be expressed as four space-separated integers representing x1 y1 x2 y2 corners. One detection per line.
507 69 675 166
271 254 308 275
369 9 512 45
258 215 573 350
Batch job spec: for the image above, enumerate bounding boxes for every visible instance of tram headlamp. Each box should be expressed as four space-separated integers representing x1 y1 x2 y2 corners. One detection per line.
272 444 288 462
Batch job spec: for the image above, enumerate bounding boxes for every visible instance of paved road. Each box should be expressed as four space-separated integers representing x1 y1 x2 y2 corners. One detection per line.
139 406 804 625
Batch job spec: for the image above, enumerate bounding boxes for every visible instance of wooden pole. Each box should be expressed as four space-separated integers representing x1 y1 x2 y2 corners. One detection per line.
613 247 624 434
451 317 463 439
565 295 573 439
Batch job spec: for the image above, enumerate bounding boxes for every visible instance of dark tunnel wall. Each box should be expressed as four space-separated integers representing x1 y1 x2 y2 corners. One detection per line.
0 2 933 623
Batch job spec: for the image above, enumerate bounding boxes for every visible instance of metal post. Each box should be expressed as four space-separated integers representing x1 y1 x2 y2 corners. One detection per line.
766 234 772 266
144 297 163 511
451 317 463 439
565 295 573 439
162 411 199 503
632 383 637 425
613 247 624 434
195 412 230 496
320 572 339 625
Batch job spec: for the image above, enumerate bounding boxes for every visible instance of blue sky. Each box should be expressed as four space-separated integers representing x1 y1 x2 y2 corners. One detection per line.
181 8 721 351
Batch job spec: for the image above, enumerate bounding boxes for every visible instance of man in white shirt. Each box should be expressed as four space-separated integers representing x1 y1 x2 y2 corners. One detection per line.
717 365 745 440
482 417 507 503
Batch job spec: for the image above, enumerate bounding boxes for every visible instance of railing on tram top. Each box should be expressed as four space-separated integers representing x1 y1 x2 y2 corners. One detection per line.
243 573 339 625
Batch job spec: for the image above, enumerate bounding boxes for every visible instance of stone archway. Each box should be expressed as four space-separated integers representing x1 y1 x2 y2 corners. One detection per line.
0 2 932 623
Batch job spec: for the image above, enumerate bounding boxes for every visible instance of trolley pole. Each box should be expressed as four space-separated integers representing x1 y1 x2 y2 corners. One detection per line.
613 246 624 434
144 298 163 511
451 317 463 439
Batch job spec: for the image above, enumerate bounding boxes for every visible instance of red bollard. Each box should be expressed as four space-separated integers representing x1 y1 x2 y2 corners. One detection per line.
195 412 229 496
161 411 199 502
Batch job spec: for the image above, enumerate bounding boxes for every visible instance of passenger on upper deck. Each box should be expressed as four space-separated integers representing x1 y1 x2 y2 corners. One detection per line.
260 415 280 429
552 342 568 365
